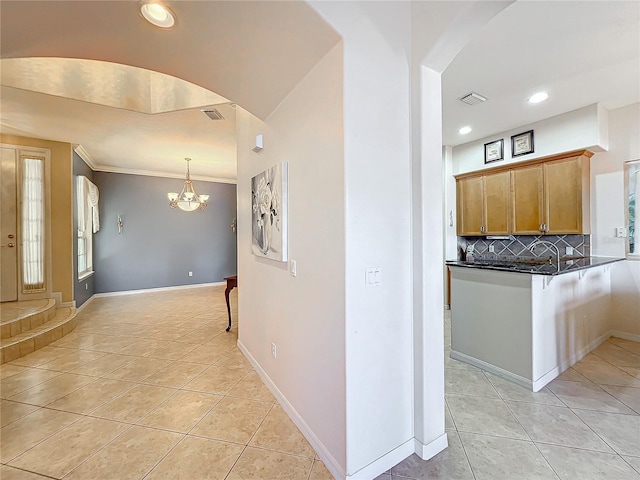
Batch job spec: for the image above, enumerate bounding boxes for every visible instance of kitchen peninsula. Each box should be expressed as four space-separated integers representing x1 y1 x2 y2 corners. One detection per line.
447 257 624 391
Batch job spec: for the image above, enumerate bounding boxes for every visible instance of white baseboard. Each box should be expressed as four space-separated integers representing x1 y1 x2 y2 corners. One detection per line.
532 367 561 392
93 282 225 298
450 350 534 390
237 341 420 480
452 329 633 393
76 295 95 314
346 438 414 480
609 331 640 343
237 340 346 480
414 432 448 461
556 331 611 374
51 292 74 308
52 291 62 306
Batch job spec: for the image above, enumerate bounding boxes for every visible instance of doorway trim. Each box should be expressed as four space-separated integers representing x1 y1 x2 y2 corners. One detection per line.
1 143 53 301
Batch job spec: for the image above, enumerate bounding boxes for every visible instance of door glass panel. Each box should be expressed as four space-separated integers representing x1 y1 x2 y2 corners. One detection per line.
628 161 639 255
22 156 45 292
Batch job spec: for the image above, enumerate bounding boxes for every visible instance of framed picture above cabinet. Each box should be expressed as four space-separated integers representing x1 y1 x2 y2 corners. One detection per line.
511 130 534 157
484 139 504 164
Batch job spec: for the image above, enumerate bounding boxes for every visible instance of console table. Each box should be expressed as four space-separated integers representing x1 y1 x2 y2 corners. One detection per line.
224 275 237 332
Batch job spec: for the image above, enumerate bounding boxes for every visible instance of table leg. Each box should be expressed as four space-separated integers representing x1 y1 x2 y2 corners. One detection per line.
224 285 232 332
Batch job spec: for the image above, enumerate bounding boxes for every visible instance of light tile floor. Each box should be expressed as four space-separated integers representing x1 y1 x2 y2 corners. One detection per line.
380 310 640 480
1 286 333 480
2 289 639 480
0 299 50 324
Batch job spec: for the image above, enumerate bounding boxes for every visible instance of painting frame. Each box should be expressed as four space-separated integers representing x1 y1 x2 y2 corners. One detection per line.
251 162 288 262
484 139 504 164
511 130 534 157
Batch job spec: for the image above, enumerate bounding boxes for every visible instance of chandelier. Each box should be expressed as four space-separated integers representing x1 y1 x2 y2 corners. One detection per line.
167 158 209 212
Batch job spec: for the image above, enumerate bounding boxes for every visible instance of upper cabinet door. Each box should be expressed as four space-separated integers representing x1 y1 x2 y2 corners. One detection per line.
457 176 484 236
483 171 510 235
455 150 592 237
511 165 544 234
544 156 589 234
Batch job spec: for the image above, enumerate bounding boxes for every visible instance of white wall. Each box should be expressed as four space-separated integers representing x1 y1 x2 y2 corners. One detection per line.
590 103 640 338
443 146 457 262
236 44 347 472
411 66 448 460
452 103 608 175
309 3 415 476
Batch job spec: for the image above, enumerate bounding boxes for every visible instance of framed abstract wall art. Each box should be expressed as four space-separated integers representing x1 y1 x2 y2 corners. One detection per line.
251 162 288 262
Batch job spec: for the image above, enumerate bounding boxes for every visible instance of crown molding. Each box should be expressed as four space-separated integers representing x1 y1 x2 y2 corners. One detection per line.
92 164 237 185
70 144 236 184
73 144 98 170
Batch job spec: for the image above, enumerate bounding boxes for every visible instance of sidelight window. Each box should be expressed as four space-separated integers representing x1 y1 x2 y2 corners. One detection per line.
627 160 639 257
21 156 46 291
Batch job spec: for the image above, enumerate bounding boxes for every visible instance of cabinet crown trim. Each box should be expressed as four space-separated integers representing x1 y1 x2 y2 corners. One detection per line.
454 149 594 180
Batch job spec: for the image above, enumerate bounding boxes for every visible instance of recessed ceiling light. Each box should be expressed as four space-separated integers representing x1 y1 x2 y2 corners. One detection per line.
528 91 549 104
459 126 472 135
140 2 175 29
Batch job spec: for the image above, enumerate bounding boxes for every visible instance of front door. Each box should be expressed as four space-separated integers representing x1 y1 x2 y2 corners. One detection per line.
1 147 18 301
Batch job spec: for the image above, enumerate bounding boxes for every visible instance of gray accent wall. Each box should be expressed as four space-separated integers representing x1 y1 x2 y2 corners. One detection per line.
73 152 95 307
93 172 237 293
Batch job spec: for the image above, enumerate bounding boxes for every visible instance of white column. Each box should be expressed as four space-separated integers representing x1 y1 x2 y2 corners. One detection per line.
413 65 447 459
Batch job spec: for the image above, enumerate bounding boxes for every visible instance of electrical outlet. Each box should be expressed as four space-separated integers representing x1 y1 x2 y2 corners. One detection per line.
271 342 277 359
188 271 193 277
565 246 573 255
489 245 495 253
85 283 88 290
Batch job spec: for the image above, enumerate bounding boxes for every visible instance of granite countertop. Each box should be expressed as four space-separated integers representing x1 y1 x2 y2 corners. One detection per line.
445 256 625 276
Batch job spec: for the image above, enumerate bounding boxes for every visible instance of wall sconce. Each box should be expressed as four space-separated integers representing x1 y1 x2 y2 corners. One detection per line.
117 215 124 234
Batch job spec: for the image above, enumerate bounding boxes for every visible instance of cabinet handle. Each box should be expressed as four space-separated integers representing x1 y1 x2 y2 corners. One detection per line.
539 224 544 232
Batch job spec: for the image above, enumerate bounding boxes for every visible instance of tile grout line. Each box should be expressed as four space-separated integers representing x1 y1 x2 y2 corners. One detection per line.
481 367 564 479
450 430 478 480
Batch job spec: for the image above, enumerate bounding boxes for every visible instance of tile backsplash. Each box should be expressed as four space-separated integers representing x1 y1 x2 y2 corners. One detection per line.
457 234 590 262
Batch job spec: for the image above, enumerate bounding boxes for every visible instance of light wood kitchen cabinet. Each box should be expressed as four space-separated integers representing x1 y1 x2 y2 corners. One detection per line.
483 171 511 234
457 171 510 236
457 176 483 235
544 155 590 234
456 150 592 236
511 164 544 234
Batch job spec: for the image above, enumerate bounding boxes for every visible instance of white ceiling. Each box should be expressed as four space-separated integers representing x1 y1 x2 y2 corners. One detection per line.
442 1 640 146
0 1 638 180
0 0 340 182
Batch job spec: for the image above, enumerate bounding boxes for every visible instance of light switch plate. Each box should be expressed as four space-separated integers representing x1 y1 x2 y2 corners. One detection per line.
290 260 297 277
366 267 381 286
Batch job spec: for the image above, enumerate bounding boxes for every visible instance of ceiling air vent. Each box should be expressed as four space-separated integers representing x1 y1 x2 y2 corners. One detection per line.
201 108 225 120
459 92 488 106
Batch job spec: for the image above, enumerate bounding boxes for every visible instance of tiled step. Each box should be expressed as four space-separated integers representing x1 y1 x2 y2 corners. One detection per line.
1 299 57 339
1 307 77 364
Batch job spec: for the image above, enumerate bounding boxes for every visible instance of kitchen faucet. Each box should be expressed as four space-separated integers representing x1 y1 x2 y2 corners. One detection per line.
528 240 560 266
